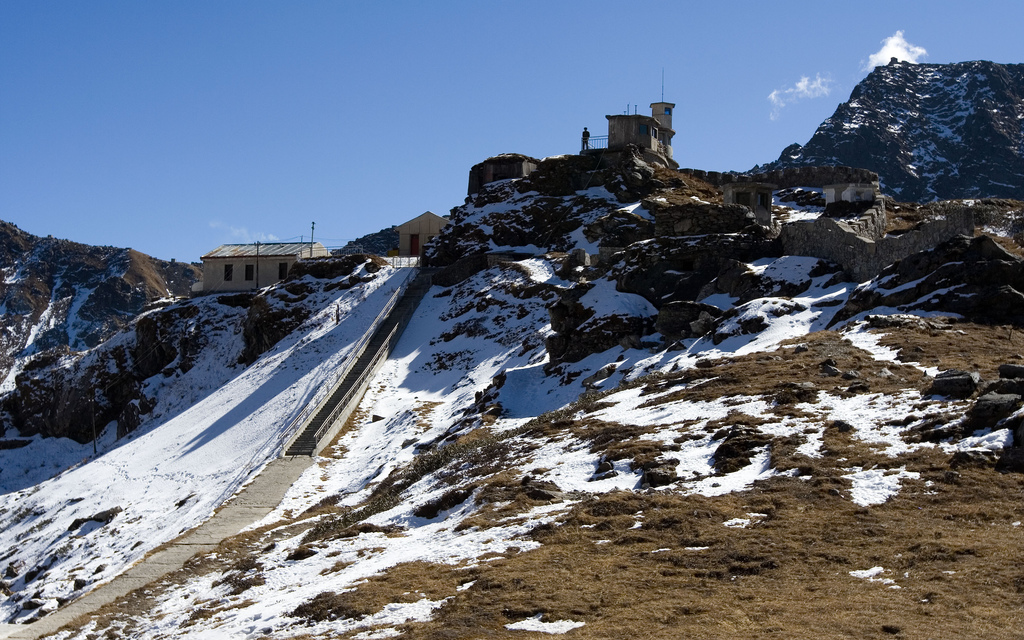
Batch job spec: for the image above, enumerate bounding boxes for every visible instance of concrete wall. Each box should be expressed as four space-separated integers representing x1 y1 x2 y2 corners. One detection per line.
824 183 877 204
607 114 659 151
780 204 975 281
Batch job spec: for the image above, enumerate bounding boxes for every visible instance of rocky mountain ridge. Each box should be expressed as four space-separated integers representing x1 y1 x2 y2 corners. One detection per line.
761 59 1024 201
0 221 201 401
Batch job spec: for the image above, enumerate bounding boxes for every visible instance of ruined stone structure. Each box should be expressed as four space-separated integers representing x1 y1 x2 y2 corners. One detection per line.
680 164 975 281
467 154 540 195
780 199 976 281
722 181 776 225
681 166 879 190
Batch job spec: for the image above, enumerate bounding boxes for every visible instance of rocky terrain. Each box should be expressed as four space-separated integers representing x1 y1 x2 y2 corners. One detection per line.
4 66 1024 635
0 255 406 624
0 221 201 410
335 227 400 257
0 144 1019 638
0 254 386 445
761 59 1024 201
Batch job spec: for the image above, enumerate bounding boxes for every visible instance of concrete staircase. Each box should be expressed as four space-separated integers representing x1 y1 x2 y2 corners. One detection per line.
284 268 436 456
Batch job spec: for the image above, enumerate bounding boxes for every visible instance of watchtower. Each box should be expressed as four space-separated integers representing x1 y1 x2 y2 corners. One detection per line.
582 101 677 169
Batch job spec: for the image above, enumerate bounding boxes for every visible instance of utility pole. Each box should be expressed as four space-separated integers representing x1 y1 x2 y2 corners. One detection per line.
91 396 97 456
255 241 260 289
310 222 316 258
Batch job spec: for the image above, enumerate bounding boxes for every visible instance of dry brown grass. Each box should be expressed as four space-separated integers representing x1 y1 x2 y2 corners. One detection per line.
46 322 1024 639
871 321 1024 379
314 451 1024 639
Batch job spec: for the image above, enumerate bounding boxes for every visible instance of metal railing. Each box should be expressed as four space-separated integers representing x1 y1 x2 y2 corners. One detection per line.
386 256 420 268
582 135 608 151
281 278 409 448
308 319 402 445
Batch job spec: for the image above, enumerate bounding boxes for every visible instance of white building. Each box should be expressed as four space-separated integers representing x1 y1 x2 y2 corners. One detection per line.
198 242 329 293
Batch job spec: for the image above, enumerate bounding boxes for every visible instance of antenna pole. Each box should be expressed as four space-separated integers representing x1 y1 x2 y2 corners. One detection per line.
661 68 665 101
91 396 97 456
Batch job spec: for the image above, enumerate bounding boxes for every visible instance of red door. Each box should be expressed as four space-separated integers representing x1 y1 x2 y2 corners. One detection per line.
410 234 420 256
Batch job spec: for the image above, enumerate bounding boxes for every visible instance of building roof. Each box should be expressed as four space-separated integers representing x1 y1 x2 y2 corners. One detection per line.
396 211 449 230
201 242 326 259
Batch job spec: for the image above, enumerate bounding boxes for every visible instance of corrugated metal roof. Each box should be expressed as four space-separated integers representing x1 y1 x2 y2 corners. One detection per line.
201 242 326 259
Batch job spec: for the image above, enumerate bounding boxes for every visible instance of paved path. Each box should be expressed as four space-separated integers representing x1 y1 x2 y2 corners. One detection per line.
3 457 313 640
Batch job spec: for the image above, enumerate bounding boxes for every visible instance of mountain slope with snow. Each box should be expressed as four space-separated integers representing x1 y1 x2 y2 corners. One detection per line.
763 59 1024 201
6 151 1024 637
41 249 1024 640
0 220 200 403
0 259 411 622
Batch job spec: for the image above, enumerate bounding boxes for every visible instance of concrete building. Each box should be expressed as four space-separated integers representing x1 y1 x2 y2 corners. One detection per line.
583 101 677 169
722 181 777 225
823 183 878 205
397 211 449 257
198 242 328 293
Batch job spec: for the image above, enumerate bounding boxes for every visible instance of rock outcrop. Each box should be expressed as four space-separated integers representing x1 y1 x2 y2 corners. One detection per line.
0 220 201 389
833 235 1024 326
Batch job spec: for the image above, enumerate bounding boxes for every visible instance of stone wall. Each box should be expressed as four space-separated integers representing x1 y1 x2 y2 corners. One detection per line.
780 205 976 281
651 200 757 236
680 166 879 190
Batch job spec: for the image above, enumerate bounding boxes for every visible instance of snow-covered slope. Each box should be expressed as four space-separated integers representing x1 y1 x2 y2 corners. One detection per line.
8 155 1024 637
47 249 1024 638
0 262 411 622
764 59 1024 201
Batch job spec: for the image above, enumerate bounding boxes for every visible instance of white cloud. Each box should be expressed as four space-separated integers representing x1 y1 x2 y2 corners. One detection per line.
864 30 927 70
208 221 280 244
768 73 833 120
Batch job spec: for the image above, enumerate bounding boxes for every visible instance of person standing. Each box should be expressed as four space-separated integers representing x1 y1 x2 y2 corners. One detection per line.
581 127 590 151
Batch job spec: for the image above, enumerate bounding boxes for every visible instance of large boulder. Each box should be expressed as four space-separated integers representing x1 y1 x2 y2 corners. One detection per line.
964 392 1023 433
614 234 780 307
655 301 722 341
928 370 982 398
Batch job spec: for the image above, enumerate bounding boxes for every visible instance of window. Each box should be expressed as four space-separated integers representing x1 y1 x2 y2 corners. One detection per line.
245 264 254 281
664 107 672 115
224 264 233 281
757 193 770 209
735 192 752 207
638 124 649 135
278 262 288 280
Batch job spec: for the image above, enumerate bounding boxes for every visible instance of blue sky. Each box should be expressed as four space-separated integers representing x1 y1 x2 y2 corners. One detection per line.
1 1 1022 262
